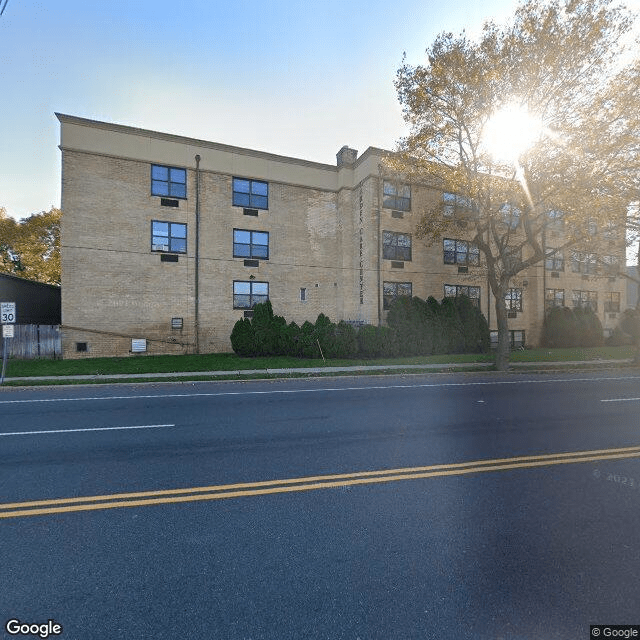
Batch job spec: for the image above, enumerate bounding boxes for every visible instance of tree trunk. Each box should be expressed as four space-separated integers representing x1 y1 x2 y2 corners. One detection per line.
494 288 510 371
635 248 640 365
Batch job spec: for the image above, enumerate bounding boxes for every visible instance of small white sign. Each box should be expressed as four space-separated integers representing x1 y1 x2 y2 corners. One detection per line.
1 302 16 324
2 324 14 338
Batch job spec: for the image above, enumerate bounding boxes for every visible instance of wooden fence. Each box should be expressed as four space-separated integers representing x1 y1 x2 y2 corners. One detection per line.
0 325 61 359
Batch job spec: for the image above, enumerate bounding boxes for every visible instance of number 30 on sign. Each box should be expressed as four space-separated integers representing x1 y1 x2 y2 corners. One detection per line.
1 302 16 324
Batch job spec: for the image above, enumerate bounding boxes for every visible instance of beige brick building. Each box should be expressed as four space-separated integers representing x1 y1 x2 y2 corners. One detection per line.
57 114 627 358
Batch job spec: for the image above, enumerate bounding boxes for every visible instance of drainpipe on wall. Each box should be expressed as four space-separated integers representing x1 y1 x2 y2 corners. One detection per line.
194 154 201 354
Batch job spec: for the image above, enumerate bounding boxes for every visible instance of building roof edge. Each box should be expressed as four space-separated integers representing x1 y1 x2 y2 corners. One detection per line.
55 113 339 172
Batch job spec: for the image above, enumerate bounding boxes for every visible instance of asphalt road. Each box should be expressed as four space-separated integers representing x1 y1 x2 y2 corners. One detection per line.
1 371 640 639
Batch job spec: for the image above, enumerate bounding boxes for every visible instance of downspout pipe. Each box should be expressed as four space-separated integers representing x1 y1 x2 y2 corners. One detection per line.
194 154 201 354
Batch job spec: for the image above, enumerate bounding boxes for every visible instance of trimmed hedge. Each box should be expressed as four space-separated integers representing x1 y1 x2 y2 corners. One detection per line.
541 306 604 348
230 295 490 359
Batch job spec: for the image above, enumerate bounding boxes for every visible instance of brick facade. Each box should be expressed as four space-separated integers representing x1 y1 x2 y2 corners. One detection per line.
57 114 627 358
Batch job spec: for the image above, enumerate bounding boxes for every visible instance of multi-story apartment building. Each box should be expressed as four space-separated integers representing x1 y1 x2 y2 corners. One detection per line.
57 114 627 358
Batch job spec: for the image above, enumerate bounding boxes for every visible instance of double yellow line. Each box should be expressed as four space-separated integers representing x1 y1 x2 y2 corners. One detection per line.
2 445 640 519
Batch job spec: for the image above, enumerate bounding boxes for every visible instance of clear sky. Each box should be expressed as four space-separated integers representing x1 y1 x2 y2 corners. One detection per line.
0 0 528 221
1 0 637 224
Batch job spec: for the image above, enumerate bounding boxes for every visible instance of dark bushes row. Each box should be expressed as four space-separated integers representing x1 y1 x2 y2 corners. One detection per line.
230 295 490 359
541 306 604 348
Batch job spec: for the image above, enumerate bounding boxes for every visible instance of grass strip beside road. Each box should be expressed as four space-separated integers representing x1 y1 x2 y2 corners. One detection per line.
4 346 636 380
2 445 639 519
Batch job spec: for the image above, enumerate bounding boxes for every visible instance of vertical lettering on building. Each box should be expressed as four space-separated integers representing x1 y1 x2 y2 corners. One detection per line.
359 191 364 304
359 188 364 304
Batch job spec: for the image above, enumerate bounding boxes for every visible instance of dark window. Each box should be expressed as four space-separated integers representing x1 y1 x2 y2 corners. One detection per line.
572 251 597 274
383 231 411 261
545 288 565 310
383 281 412 310
505 288 523 311
443 238 479 266
151 165 186 199
572 290 597 311
152 221 187 253
603 255 620 276
500 203 521 229
75 342 87 352
444 284 481 307
233 229 269 259
300 288 306 302
383 181 411 211
233 281 269 309
443 192 473 217
233 178 268 209
604 292 620 312
546 209 564 230
490 330 526 349
545 248 564 271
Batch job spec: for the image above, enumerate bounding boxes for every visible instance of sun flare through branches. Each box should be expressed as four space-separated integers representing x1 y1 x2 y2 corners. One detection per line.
482 102 544 165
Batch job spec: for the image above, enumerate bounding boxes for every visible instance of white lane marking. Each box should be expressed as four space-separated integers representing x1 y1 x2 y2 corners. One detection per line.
0 375 639 405
0 424 174 437
601 397 640 403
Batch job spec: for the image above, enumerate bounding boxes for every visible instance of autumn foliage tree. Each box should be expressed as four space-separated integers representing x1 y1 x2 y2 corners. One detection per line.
391 0 639 369
0 207 61 285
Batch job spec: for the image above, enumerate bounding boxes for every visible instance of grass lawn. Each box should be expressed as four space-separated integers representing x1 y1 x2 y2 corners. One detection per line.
3 345 636 379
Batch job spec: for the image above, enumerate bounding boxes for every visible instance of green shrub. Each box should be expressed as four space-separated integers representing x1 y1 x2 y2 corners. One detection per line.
335 321 358 358
542 306 603 347
386 294 489 356
230 318 256 356
251 301 281 356
574 307 604 347
620 308 640 340
606 325 632 346
453 295 490 353
357 324 399 358
278 321 302 356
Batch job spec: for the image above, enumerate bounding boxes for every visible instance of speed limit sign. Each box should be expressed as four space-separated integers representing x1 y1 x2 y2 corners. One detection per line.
1 302 16 324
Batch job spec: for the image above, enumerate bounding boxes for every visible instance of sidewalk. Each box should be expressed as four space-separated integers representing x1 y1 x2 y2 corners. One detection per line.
2 359 634 384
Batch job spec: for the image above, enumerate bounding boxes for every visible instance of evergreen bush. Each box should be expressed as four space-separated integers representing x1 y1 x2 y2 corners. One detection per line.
230 318 256 357
542 306 603 347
